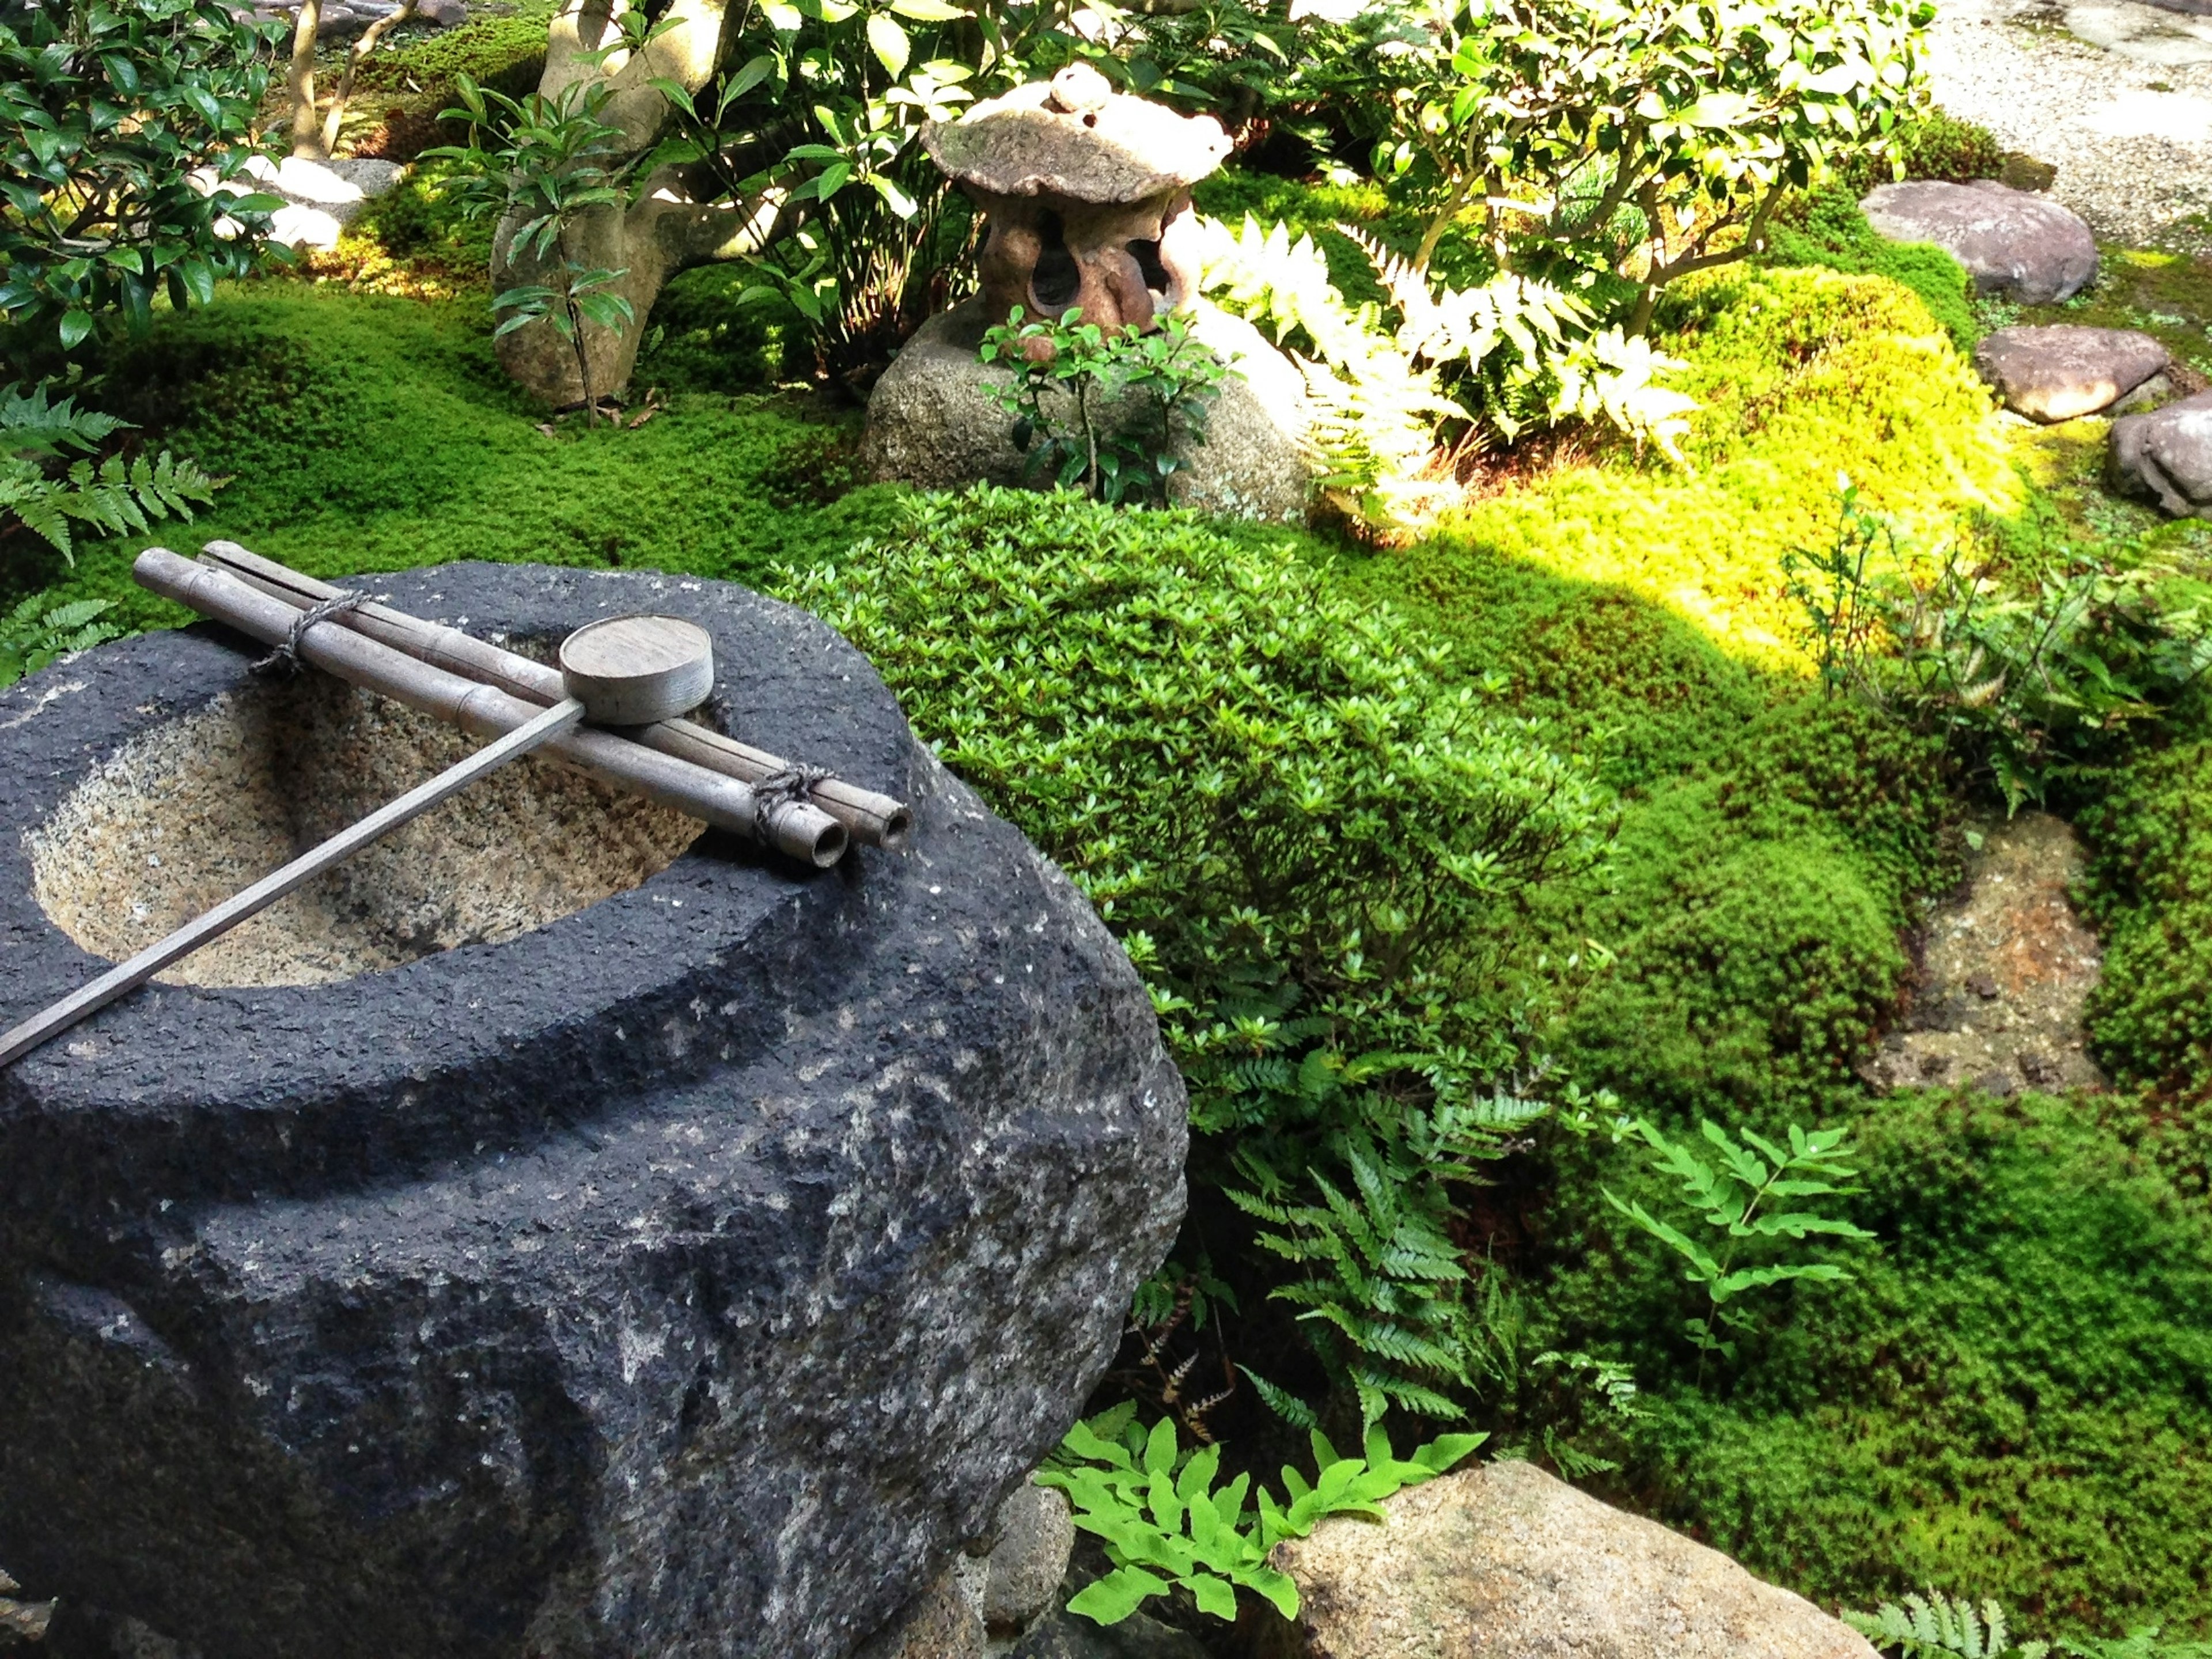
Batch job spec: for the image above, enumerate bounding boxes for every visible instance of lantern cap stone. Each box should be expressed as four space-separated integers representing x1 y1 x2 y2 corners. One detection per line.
921 69 1232 203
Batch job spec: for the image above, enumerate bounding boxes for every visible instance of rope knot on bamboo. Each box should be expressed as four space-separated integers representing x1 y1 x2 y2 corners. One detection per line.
253 591 366 676
753 763 837 843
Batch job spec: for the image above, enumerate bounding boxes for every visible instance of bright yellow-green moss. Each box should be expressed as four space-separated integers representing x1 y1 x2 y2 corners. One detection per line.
1428 265 2018 668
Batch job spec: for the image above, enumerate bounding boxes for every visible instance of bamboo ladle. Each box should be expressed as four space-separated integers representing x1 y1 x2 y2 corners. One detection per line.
0 599 723 1070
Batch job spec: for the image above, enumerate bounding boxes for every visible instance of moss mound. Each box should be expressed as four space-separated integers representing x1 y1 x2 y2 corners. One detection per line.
16 285 899 631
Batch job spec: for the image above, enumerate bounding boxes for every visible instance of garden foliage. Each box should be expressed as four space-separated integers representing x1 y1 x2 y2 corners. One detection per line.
977 307 1230 504
1783 484 2212 811
1040 1404 1482 1624
781 486 1612 1423
0 593 119 688
0 0 284 362
1336 0 1929 320
1 379 212 563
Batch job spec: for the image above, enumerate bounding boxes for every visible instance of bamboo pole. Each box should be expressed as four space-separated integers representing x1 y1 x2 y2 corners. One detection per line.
196 542 914 850
134 550 849 868
0 698 585 1070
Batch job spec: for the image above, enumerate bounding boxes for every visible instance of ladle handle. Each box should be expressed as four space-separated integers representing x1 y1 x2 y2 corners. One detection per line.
0 696 585 1071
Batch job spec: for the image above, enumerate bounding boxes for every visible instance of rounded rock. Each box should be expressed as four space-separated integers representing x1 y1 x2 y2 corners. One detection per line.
1975 324 2171 421
0 564 1187 1659
1861 179 2100 304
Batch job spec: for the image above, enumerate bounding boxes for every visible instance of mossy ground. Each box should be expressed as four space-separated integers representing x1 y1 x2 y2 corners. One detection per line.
13 148 2212 1636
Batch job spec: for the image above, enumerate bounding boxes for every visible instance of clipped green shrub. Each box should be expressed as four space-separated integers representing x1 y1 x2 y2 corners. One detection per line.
1584 1090 2212 1637
779 486 1611 1115
780 485 1613 1423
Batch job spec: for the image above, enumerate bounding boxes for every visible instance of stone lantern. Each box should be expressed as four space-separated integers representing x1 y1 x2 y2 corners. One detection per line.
921 63 1233 338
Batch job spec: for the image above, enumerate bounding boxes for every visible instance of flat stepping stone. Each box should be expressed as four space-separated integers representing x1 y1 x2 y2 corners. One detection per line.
1863 813 2107 1095
1861 180 2099 303
2110 388 2212 517
1976 324 2171 421
2065 0 2212 63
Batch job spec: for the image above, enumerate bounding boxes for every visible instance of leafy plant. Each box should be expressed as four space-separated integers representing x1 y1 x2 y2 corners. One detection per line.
1 0 286 363
434 71 649 422
977 307 1232 505
779 488 1611 1432
1202 213 1695 536
2 380 214 562
1230 1114 1549 1426
0 594 123 688
1847 1590 2212 1659
1039 1403 1483 1625
1605 1118 1874 1369
1783 484 2212 810
1346 0 1930 326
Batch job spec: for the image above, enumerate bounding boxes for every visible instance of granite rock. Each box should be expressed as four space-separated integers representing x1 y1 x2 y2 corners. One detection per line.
984 1483 1076 1633
1260 1460 1878 1659
2109 387 2212 516
1861 180 2100 302
0 563 1187 1659
1975 325 2169 421
864 296 1312 523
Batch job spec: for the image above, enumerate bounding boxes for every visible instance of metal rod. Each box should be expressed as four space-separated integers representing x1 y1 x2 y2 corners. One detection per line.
196 541 914 850
0 698 585 1070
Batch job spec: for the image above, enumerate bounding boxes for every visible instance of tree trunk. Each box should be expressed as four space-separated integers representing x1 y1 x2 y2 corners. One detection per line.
287 0 324 160
490 0 791 406
320 0 419 157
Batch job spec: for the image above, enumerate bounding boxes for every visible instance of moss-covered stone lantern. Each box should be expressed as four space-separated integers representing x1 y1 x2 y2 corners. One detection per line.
921 63 1233 340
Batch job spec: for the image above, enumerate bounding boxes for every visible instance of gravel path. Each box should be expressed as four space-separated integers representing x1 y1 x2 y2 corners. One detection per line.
1925 0 2212 249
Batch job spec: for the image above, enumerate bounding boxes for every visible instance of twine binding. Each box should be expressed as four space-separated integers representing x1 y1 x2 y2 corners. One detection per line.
253 591 366 675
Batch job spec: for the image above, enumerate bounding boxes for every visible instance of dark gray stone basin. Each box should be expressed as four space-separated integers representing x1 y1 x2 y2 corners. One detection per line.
0 562 1186 1659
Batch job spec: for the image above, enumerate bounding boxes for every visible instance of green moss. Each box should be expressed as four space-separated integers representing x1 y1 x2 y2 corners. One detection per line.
2080 696 2212 1108
9 284 898 627
1589 1090 2212 1635
1407 263 2015 671
2016 246 2212 384
1762 184 1981 351
353 0 559 103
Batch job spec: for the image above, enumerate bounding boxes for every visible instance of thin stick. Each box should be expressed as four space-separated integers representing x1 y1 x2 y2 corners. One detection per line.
0 698 584 1071
134 550 849 866
196 541 913 850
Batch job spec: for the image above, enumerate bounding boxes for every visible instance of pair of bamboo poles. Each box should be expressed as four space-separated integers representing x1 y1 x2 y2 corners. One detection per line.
0 545 912 1069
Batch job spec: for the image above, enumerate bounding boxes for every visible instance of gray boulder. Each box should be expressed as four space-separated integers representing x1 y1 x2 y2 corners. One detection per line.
1975 325 2170 421
1260 1460 1877 1659
0 563 1187 1659
2109 387 2212 517
864 297 1313 524
1861 180 2100 303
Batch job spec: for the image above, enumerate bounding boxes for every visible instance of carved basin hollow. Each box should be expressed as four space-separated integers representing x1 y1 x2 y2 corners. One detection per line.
29 671 702 988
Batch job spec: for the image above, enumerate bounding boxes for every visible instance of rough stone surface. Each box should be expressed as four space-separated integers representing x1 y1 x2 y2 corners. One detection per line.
1861 180 2100 302
2110 386 2212 516
0 564 1188 1659
923 70 1232 203
1260 1461 1878 1659
1975 325 2171 421
1863 813 2108 1095
984 1484 1076 1633
2066 0 2212 63
855 1566 988 1659
31 672 699 987
865 296 1312 523
195 155 406 251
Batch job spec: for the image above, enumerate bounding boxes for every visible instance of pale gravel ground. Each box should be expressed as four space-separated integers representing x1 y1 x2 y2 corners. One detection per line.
1923 0 2212 249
